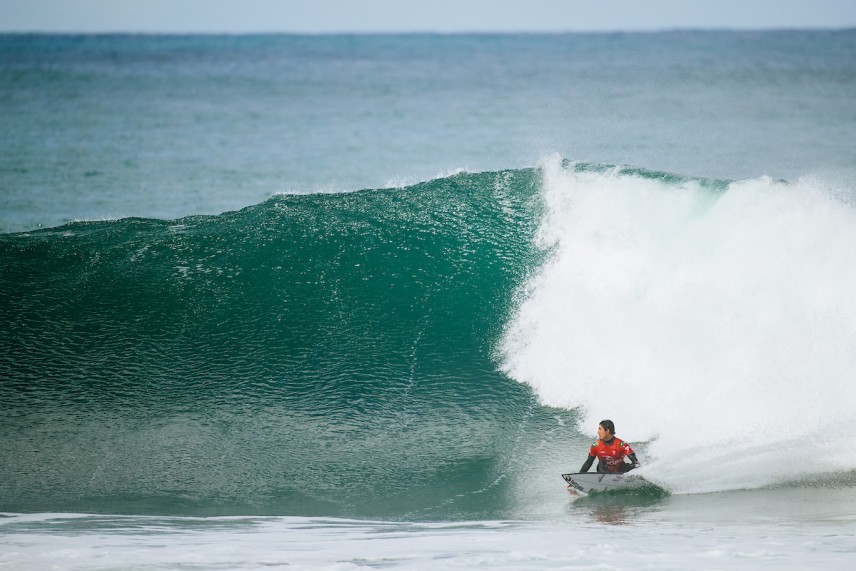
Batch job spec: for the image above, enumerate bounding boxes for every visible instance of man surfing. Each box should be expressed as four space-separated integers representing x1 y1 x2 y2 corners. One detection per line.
579 419 639 474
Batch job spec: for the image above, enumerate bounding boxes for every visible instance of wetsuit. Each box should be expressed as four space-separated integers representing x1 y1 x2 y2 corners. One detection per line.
580 437 638 473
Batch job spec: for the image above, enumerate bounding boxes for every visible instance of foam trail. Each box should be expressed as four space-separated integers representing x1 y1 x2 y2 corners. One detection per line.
501 155 856 493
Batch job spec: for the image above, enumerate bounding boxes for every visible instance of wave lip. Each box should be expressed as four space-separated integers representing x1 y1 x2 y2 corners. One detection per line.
501 155 856 493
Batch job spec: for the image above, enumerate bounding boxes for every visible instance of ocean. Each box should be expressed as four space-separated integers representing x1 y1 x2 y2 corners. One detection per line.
2 31 856 569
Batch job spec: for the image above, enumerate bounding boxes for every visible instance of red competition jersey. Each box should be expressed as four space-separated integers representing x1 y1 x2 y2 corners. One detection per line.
589 438 634 473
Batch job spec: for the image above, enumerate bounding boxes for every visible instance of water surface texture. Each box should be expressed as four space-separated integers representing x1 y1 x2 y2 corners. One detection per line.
2 31 856 569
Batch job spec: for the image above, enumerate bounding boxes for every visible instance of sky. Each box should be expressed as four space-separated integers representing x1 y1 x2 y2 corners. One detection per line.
2 0 856 33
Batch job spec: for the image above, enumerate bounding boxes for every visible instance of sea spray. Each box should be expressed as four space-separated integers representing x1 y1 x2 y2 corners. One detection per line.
501 155 856 493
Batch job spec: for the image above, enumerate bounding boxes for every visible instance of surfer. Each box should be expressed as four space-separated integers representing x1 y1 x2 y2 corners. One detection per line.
579 419 639 474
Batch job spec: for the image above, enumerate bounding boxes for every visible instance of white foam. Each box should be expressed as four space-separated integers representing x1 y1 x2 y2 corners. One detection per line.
2 513 854 570
501 155 856 493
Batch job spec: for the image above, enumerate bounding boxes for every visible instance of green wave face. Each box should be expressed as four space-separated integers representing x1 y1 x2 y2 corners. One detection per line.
1 168 561 518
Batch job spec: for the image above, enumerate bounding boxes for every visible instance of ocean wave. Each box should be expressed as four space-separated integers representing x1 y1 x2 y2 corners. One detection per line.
3 159 856 517
0 167 554 518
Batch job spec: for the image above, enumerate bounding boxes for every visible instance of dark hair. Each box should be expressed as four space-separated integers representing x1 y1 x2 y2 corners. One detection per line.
599 419 615 435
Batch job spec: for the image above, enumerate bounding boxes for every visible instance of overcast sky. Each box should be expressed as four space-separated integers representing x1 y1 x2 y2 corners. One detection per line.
2 0 855 33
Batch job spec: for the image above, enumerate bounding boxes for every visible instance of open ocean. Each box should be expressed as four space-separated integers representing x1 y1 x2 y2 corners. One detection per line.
2 31 856 569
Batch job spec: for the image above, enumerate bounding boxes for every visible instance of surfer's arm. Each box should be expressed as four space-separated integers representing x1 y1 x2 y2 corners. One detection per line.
580 454 596 473
622 442 639 466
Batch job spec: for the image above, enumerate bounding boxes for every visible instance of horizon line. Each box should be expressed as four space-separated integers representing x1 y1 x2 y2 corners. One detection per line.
2 26 855 36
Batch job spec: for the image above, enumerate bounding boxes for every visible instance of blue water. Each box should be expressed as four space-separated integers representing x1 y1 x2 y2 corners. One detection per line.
2 31 855 232
2 31 856 569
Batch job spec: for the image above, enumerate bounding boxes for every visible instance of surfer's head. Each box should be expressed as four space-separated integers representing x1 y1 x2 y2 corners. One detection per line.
598 419 615 439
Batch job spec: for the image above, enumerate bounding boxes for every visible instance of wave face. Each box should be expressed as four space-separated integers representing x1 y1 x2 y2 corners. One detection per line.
0 169 565 518
4 160 856 518
501 157 856 493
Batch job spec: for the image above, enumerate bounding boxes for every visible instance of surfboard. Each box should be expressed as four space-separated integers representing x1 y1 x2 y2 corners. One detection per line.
562 472 651 495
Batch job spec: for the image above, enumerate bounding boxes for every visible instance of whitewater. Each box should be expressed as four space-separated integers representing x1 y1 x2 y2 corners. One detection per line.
3 30 856 569
502 156 856 494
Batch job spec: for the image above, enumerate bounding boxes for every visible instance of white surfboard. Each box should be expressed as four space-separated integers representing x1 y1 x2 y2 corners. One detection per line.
562 472 652 495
